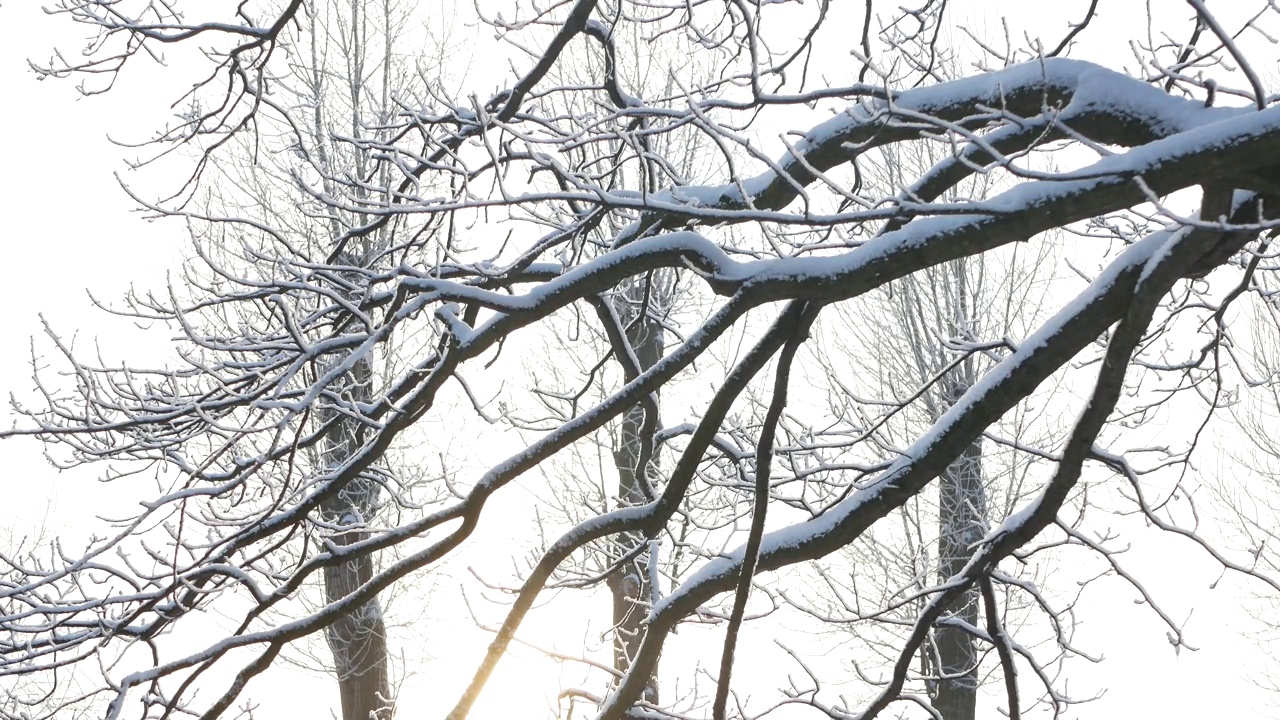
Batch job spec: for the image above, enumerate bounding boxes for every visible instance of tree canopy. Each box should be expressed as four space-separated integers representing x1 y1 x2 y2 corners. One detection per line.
5 1 1280 718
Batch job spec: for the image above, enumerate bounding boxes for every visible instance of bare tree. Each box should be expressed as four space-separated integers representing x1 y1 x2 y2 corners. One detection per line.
495 18 718 705
5 2 1280 719
91 1 452 717
1211 270 1280 705
286 5 408 716
796 129 1065 719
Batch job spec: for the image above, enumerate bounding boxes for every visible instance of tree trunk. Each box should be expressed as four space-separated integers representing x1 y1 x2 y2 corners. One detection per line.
323 539 393 720
930 445 984 720
916 260 987 720
609 288 663 705
320 356 394 720
931 380 985 720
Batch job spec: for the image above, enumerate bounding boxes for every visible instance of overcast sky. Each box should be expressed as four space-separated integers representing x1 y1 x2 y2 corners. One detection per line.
1 2 1277 717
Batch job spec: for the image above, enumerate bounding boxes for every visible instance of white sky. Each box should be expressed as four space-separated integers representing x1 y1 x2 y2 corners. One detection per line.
1 1 1277 718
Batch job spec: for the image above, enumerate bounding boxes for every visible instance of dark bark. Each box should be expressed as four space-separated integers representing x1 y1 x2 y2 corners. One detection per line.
320 357 394 720
323 538 393 720
931 435 984 720
927 274 986 720
878 254 987 720
608 283 664 705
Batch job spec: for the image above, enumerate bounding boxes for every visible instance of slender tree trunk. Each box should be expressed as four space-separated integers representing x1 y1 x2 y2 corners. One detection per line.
609 289 663 705
309 3 400 708
320 355 395 720
884 260 987 720
931 433 984 720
